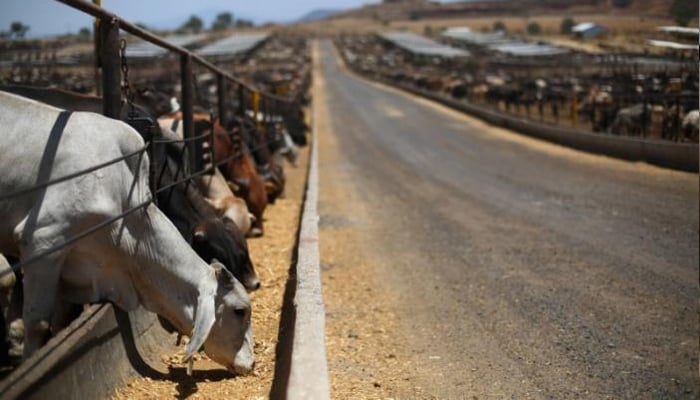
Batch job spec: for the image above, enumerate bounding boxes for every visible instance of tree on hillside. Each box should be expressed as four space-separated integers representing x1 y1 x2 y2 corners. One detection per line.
670 0 698 27
560 17 575 34
78 27 91 41
493 20 507 32
10 21 29 39
235 19 255 28
527 21 542 35
179 15 203 33
212 12 234 31
611 0 632 8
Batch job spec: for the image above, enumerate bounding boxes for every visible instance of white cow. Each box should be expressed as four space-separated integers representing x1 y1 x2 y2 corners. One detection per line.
682 110 699 141
0 91 254 374
0 254 22 359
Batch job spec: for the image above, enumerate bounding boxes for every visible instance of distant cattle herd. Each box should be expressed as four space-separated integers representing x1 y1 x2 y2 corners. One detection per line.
337 34 699 142
0 34 311 375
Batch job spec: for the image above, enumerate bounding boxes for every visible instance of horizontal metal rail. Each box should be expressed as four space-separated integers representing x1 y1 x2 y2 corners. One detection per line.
0 145 149 202
1 148 150 276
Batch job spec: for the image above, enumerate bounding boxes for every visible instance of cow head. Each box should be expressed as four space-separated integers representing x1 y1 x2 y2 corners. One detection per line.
133 87 175 117
192 220 260 291
184 262 254 375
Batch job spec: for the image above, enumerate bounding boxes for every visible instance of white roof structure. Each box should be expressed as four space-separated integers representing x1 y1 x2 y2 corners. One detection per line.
571 22 597 33
197 33 269 57
380 31 469 58
442 26 569 57
657 26 699 37
442 28 511 46
490 42 570 56
647 39 698 51
125 33 208 58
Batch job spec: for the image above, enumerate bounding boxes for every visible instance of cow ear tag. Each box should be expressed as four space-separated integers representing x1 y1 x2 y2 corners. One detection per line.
193 229 206 242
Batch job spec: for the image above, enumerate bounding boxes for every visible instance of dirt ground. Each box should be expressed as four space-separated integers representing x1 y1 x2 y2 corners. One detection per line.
112 143 310 399
314 41 429 399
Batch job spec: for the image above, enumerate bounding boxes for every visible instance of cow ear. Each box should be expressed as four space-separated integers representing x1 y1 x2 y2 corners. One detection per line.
233 177 250 189
184 270 216 363
212 262 235 289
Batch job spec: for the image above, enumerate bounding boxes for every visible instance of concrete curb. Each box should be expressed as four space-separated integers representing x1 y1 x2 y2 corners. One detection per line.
285 63 330 399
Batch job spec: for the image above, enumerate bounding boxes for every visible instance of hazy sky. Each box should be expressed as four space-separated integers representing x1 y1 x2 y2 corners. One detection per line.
0 0 384 37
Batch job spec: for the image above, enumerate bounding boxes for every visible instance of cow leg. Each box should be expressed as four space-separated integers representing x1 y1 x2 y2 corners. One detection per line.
21 252 64 358
3 269 23 362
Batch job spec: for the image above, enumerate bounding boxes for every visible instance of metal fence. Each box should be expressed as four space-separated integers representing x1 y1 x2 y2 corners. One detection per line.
0 0 308 278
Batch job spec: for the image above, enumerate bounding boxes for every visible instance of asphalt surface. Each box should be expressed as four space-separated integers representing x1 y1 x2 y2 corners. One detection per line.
316 40 699 399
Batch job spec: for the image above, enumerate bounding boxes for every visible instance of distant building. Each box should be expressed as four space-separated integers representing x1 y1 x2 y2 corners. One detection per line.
571 22 608 39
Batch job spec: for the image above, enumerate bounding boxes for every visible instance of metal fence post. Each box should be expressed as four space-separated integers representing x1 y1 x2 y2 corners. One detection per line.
252 91 261 130
238 84 246 116
217 73 227 128
93 0 101 96
99 17 120 119
180 53 197 173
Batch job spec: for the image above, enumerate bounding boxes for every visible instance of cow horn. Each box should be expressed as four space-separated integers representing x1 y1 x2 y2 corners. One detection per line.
184 267 217 364
227 181 240 193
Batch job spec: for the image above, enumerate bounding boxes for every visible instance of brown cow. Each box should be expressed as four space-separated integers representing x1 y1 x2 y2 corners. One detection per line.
159 112 267 237
212 121 268 237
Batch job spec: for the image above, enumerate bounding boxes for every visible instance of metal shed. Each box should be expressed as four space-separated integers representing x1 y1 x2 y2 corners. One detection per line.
124 33 208 58
379 31 469 58
571 23 608 39
197 33 269 58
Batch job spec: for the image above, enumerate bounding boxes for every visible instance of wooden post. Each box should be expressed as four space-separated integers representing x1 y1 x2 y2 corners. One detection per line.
99 17 120 119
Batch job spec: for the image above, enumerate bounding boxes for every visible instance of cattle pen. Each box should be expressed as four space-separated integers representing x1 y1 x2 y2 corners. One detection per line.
0 0 327 399
335 34 699 172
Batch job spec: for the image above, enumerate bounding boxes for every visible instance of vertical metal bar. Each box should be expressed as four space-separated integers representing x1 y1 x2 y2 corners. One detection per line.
252 91 261 130
181 53 197 172
238 84 246 116
100 17 120 119
642 98 648 137
93 0 101 96
217 73 227 127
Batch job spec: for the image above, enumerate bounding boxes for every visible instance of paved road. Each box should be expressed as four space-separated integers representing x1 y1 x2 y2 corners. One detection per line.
316 40 698 399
